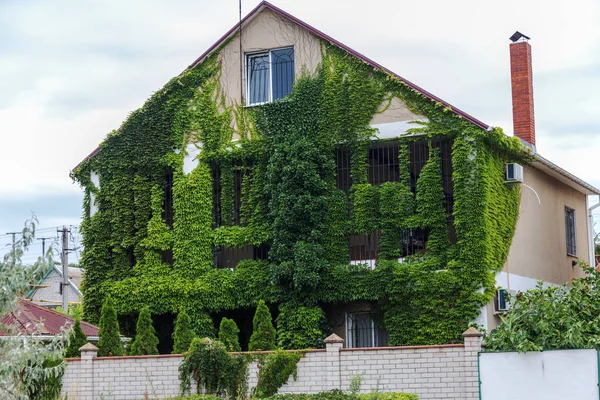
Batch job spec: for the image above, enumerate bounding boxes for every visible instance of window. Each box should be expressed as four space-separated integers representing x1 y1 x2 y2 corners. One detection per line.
247 48 294 105
565 207 576 255
346 312 388 348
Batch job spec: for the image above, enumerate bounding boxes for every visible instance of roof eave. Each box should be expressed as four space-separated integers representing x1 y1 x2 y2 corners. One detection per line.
532 154 600 196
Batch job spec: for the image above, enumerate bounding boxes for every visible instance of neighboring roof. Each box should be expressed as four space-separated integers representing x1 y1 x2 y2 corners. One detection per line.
26 266 83 300
1 299 99 337
532 154 600 195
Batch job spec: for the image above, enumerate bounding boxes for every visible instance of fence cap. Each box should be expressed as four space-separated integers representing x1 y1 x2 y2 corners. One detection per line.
79 342 99 352
324 333 344 344
462 327 483 338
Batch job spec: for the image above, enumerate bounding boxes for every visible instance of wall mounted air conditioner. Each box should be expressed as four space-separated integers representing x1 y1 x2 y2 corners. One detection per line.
495 288 517 314
505 163 524 184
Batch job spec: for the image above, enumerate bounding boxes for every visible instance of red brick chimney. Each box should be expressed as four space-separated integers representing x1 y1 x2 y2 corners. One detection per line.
509 32 535 148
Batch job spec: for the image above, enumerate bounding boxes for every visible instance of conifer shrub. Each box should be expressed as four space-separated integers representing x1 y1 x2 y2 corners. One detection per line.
218 317 241 352
173 310 196 354
249 300 276 351
97 296 124 357
130 307 159 355
64 317 88 358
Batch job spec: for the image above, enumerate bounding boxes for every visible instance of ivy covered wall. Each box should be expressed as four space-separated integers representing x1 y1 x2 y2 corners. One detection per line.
73 31 526 348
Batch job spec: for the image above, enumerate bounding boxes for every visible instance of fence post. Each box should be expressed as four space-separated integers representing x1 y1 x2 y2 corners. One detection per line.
78 342 98 400
324 333 344 391
462 328 483 399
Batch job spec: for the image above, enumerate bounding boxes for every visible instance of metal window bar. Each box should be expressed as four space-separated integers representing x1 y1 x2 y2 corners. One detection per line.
334 146 352 193
212 164 222 228
565 207 576 255
247 54 270 105
346 312 389 348
271 48 294 101
233 168 245 226
163 168 174 228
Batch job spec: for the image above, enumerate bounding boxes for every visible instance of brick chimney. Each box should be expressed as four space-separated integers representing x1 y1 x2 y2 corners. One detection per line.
509 32 535 148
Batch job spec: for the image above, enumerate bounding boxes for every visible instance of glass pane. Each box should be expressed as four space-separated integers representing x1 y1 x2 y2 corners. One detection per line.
271 48 294 100
248 54 270 104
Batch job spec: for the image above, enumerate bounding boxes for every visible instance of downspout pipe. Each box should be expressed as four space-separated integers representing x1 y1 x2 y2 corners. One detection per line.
588 195 600 269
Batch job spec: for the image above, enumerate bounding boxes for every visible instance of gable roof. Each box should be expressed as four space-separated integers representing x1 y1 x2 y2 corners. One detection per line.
72 2 600 197
26 266 83 300
1 299 99 337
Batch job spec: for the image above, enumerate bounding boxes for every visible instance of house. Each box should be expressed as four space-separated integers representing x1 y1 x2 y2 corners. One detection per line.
71 2 599 351
27 266 83 309
1 299 99 341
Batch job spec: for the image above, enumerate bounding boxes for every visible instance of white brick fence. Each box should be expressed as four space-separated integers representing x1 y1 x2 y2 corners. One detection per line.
62 329 482 400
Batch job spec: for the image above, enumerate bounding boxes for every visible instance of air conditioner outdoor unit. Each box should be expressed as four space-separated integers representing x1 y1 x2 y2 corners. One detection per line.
495 288 517 313
505 163 524 184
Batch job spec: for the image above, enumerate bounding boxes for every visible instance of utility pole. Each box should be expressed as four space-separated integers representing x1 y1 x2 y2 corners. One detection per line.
58 226 70 311
37 237 53 259
5 232 20 266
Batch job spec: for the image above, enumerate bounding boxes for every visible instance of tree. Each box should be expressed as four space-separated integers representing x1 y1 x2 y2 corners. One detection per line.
65 317 88 358
130 307 159 355
485 262 600 352
218 318 241 352
97 296 124 356
0 217 67 399
248 300 276 351
173 310 196 354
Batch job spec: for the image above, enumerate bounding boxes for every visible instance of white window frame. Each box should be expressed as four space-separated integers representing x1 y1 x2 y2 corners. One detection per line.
245 46 294 106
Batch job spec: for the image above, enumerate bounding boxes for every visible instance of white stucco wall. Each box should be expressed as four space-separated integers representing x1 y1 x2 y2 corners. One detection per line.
479 349 599 400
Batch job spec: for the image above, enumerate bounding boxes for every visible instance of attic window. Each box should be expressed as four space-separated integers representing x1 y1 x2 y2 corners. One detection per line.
246 47 294 105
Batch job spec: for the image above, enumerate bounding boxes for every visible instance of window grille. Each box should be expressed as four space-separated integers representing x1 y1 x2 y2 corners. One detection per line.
346 312 389 348
163 168 174 228
247 48 294 105
565 207 576 255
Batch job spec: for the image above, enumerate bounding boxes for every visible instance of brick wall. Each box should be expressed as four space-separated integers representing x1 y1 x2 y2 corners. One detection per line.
62 329 482 400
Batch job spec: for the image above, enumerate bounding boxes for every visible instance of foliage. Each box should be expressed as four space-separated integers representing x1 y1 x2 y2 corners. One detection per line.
0 217 67 399
255 349 303 398
65 318 88 358
97 296 124 357
485 263 600 352
179 338 248 398
164 396 223 400
268 390 418 400
218 318 241 352
173 310 196 354
129 307 159 355
73 37 525 348
249 300 277 351
276 302 326 350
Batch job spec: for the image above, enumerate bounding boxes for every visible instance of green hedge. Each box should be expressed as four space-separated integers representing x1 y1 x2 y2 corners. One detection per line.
269 391 418 400
164 395 223 400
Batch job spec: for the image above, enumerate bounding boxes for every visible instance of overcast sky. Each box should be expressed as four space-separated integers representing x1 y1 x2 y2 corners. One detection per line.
1 0 599 263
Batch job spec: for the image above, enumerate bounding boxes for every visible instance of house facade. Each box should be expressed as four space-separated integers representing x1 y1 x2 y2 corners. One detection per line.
27 266 83 309
72 2 599 351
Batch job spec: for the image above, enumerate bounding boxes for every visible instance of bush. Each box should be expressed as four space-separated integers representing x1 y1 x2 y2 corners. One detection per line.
277 302 326 349
173 310 196 354
26 358 65 400
249 300 276 351
164 395 222 400
64 317 88 358
97 296 124 357
485 263 600 352
129 307 159 355
218 317 241 352
179 338 247 397
255 349 303 398
268 391 418 400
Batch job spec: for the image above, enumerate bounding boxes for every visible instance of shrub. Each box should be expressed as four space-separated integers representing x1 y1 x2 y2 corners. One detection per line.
26 358 65 400
179 338 247 397
255 349 303 398
64 317 88 358
268 391 418 400
218 317 241 352
249 300 276 351
485 263 600 352
97 296 124 357
173 310 196 354
129 307 159 355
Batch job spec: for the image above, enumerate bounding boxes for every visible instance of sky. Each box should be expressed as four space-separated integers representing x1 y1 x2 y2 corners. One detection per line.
1 0 599 263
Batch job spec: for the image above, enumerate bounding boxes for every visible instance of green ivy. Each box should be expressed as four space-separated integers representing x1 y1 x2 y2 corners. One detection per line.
73 39 525 349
